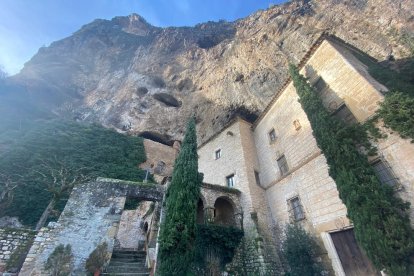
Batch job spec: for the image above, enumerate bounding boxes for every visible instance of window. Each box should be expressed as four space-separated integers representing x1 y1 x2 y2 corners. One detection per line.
277 155 289 176
288 196 305 221
215 149 221 160
371 159 399 188
226 174 235 188
332 104 358 125
254 171 261 187
268 129 277 143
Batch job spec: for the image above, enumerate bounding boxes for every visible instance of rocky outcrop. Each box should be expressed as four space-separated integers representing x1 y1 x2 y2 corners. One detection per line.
1 0 413 143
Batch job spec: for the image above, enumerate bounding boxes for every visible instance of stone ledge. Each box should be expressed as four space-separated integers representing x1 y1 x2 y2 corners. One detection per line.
202 183 241 195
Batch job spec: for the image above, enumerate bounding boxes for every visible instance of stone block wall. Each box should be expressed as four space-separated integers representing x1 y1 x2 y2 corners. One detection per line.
304 40 387 122
305 39 414 224
252 37 414 275
139 139 177 178
198 119 281 271
253 79 349 234
198 118 270 238
20 178 164 275
0 228 35 273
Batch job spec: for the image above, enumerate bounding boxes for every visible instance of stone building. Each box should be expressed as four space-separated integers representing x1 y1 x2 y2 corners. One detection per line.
14 35 414 275
197 35 414 275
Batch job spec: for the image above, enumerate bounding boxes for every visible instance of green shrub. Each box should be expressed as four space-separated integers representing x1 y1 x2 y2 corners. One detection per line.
280 224 323 276
44 244 73 276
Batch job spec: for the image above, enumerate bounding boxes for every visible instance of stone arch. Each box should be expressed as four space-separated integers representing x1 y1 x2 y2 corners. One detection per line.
213 196 236 226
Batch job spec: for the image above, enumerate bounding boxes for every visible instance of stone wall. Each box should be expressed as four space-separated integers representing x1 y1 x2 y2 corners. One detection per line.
20 178 164 276
0 228 35 273
198 119 271 237
304 40 387 121
197 119 280 272
139 139 178 180
116 201 154 249
252 38 414 275
253 79 349 233
306 39 414 224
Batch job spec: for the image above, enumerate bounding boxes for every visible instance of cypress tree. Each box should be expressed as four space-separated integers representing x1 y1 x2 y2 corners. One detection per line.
158 118 203 275
289 64 414 275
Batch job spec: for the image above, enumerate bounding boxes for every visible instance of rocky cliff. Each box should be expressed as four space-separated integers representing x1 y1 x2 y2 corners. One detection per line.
1 0 413 144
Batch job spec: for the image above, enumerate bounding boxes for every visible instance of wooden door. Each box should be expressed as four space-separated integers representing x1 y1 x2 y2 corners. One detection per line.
330 229 379 276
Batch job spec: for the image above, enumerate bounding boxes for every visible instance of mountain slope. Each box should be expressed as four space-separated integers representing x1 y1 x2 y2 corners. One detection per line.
1 0 413 144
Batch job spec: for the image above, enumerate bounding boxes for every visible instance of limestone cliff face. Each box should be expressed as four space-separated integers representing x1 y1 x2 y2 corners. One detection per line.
4 0 414 144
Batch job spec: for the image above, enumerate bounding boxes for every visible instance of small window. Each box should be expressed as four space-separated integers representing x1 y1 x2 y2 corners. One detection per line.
288 196 305 221
332 104 358 125
254 171 261 187
226 174 235 188
215 149 221 160
277 155 289 176
268 129 277 143
372 159 399 188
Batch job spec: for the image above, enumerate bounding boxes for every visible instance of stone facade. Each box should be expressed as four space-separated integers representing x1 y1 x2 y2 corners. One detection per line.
0 228 35 273
20 178 164 276
139 139 178 183
197 37 414 275
16 35 414 276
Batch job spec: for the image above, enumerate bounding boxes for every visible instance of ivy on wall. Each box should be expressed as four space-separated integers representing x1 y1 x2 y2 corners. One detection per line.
289 64 414 275
193 224 243 274
353 51 414 141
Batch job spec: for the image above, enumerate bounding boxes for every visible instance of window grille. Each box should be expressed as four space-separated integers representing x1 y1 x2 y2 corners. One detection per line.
254 171 261 186
215 149 221 160
288 196 305 221
277 155 289 176
268 129 277 143
226 174 235 188
371 159 399 188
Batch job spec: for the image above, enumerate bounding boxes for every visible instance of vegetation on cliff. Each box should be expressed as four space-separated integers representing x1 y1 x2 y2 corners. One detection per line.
0 119 147 227
289 64 414 275
158 118 203 275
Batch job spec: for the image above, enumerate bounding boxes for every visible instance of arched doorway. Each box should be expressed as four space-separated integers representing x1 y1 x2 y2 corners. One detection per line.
213 197 235 226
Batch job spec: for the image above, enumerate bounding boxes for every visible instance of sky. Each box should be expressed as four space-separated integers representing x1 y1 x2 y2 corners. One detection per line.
0 0 287 75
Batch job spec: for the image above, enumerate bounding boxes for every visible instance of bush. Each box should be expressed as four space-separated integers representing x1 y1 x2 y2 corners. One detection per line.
44 244 73 276
85 242 108 274
280 224 323 276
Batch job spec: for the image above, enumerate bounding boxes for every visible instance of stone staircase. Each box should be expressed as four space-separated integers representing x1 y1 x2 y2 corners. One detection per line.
101 249 149 276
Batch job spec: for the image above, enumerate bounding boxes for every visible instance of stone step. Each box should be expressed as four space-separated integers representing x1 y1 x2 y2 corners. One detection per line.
109 260 146 266
108 262 146 268
105 266 149 273
101 272 149 276
103 250 149 276
111 252 146 258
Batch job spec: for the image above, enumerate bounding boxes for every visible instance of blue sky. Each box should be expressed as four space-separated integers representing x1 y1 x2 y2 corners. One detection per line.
0 0 287 75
